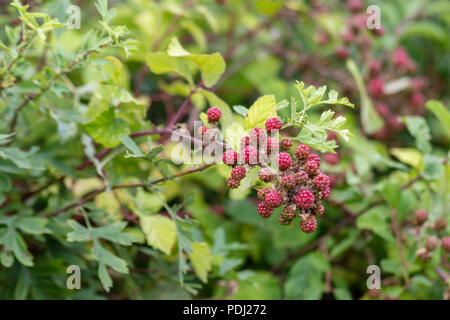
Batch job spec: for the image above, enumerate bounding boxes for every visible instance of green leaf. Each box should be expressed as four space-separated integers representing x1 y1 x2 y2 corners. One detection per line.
189 242 212 283
120 135 144 158
233 105 249 117
402 116 432 153
285 254 324 299
232 271 281 299
84 108 131 148
422 154 444 180
244 95 277 129
146 52 193 85
224 122 246 151
346 59 383 134
400 22 449 47
93 241 128 274
139 215 176 255
426 100 450 138
390 148 423 169
356 207 394 242
14 217 49 235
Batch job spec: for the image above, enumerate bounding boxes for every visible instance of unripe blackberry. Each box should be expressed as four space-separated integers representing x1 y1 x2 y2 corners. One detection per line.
250 127 266 146
415 209 428 226
300 216 317 233
280 138 292 151
257 201 274 218
393 47 411 69
276 152 292 170
320 187 331 200
265 191 283 208
294 170 309 184
278 213 293 226
231 165 246 180
265 117 282 133
223 150 238 165
410 91 424 108
315 202 325 216
258 167 274 182
266 137 279 154
241 146 258 164
281 175 296 189
295 144 310 160
376 103 389 118
387 115 405 131
411 77 426 91
335 47 349 60
305 154 320 174
240 135 250 149
283 205 297 219
257 187 271 200
442 237 450 253
324 153 339 165
371 27 385 37
347 0 363 12
341 30 353 44
368 77 384 98
369 60 382 76
295 189 315 208
307 154 321 168
227 178 240 189
424 237 439 252
206 107 222 122
434 218 447 232
314 174 330 190
198 126 209 138
416 247 431 262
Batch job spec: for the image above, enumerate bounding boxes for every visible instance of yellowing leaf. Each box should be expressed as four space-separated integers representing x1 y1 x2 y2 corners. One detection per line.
391 148 423 169
244 95 277 129
189 242 212 283
140 215 176 255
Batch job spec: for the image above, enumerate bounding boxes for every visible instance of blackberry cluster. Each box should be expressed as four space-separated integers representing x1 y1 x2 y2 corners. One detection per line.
222 116 331 233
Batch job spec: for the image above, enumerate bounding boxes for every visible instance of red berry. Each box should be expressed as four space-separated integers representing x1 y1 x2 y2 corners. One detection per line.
294 170 309 184
393 47 411 69
206 107 222 122
250 127 266 147
241 146 258 164
368 77 384 98
369 60 382 76
320 187 331 200
281 175 296 189
231 166 246 180
415 210 428 225
300 216 317 233
410 92 424 108
335 47 349 60
280 138 292 151
324 153 339 166
257 187 271 200
295 144 310 160
265 191 283 208
265 117 282 133
198 126 209 138
387 115 405 131
327 131 338 141
258 167 274 182
347 0 363 12
223 150 238 165
305 154 321 174
434 218 447 232
240 136 250 149
314 174 330 190
424 237 439 252
257 201 274 218
442 237 450 253
371 27 385 37
295 189 315 208
265 137 279 154
276 152 292 170
227 178 240 189
376 103 389 118
411 77 426 91
341 30 353 44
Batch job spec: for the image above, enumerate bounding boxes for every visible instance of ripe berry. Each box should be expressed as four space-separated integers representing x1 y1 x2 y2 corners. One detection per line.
231 166 246 180
434 218 447 232
393 47 411 69
240 135 250 149
266 137 279 154
281 175 296 189
257 201 274 218
324 153 339 165
335 47 349 60
223 150 238 165
294 170 309 184
241 146 258 164
250 127 266 146
320 187 331 200
279 214 293 226
410 92 424 108
425 237 439 252
206 107 222 122
442 237 450 253
258 167 274 182
265 117 282 133
198 126 209 138
300 216 317 233
280 138 292 151
415 209 428 226
295 189 315 208
276 152 292 170
257 187 271 200
368 77 384 98
314 174 330 190
265 191 283 208
295 144 310 160
227 178 240 189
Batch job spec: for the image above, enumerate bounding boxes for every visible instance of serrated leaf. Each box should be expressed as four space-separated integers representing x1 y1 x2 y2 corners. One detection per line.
140 215 176 255
244 95 277 129
189 242 212 283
